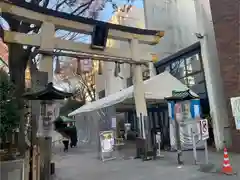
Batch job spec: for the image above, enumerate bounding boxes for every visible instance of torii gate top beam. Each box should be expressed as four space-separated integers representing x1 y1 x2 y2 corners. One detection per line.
0 0 164 45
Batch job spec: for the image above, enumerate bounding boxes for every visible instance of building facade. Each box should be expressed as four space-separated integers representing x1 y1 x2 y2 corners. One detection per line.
145 0 240 152
208 0 240 152
144 0 199 59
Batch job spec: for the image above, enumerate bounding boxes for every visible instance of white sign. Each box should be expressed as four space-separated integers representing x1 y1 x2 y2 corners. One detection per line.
156 132 161 142
200 119 209 140
99 131 114 153
230 96 240 117
230 97 240 130
111 117 117 128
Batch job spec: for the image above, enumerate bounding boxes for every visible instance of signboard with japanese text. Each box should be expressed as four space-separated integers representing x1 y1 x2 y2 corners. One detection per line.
200 119 209 140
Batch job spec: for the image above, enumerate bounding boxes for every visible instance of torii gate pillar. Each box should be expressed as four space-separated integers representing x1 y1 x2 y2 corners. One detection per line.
130 38 149 143
38 22 55 82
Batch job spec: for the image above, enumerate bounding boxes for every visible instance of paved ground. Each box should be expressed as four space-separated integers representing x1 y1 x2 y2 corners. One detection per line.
52 143 240 180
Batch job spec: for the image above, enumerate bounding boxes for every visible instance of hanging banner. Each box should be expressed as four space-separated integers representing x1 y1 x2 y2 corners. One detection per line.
99 131 114 153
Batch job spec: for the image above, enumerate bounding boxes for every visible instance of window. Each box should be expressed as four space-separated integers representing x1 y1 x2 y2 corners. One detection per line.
185 54 201 74
179 77 189 85
170 59 185 78
127 77 133 87
143 69 150 80
187 72 205 86
98 90 105 99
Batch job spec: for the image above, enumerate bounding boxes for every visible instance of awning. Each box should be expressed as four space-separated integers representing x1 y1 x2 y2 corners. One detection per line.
68 71 198 116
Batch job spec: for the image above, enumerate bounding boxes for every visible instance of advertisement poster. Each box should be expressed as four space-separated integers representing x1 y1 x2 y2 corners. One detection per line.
181 101 191 120
175 103 182 122
169 100 204 150
100 131 114 153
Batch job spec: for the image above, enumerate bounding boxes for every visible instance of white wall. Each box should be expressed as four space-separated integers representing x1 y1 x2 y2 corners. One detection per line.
144 0 198 59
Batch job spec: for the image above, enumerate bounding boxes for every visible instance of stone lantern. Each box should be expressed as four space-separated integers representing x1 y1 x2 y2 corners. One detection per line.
22 82 73 180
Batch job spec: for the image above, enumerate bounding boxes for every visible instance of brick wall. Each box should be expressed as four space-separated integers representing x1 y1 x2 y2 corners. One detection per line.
209 0 240 152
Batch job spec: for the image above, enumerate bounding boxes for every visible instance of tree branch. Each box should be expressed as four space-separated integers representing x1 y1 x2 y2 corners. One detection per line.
71 0 95 15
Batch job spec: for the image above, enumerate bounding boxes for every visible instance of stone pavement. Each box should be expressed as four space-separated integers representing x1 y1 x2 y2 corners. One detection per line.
52 144 240 180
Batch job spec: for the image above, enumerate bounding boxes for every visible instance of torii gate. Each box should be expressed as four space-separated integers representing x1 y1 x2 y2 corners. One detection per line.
1 1 164 179
0 0 164 126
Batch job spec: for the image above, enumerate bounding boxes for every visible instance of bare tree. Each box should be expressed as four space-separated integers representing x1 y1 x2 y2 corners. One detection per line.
54 58 97 102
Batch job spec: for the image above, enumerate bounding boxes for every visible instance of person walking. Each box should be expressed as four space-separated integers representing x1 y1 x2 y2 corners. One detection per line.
69 122 78 148
62 136 69 152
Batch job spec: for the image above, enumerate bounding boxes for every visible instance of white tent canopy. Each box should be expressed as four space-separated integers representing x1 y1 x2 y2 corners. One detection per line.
68 71 198 116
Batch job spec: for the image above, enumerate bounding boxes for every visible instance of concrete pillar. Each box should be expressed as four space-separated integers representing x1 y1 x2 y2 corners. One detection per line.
194 0 231 150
